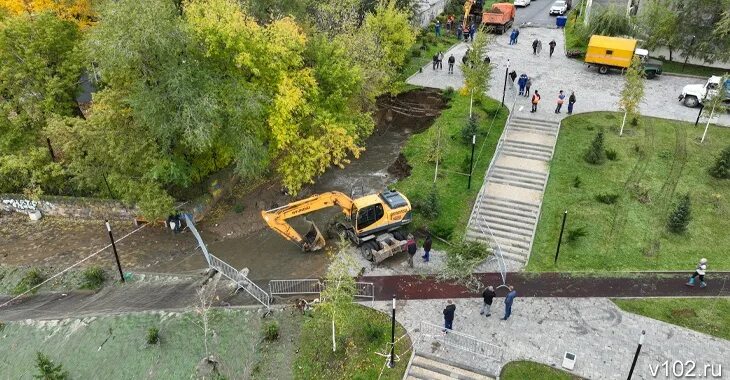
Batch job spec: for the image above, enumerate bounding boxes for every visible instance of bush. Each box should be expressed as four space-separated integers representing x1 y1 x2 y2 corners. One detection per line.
13 268 45 295
566 227 588 243
461 154 472 174
429 219 454 240
606 149 618 161
81 266 105 290
708 146 730 179
233 203 245 213
146 327 160 345
411 49 422 57
442 86 455 100
584 132 606 165
595 193 620 204
572 175 582 188
264 321 279 341
419 185 440 218
363 321 384 343
667 194 691 233
35 352 69 380
461 116 478 144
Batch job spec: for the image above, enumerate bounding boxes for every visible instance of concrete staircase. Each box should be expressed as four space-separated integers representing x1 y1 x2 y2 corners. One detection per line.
467 115 560 269
404 354 495 380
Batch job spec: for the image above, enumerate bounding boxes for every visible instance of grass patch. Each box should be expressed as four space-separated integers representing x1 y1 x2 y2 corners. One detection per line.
393 93 507 241
501 360 582 379
12 268 45 295
80 266 105 290
656 60 730 78
294 304 410 380
613 298 730 341
530 112 730 271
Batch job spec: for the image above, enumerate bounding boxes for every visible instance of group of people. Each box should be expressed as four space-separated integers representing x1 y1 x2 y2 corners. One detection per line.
436 17 476 42
532 39 558 58
507 70 577 114
442 286 518 332
405 233 432 268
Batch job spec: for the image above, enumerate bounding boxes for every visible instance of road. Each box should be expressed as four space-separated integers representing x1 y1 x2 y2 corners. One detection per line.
514 0 626 28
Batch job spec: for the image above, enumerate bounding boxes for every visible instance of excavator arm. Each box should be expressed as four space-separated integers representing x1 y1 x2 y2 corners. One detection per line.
463 0 475 31
261 191 355 251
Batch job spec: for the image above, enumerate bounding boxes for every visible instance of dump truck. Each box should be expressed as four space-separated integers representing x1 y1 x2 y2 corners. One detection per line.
679 76 730 108
482 3 515 34
584 35 663 79
261 190 413 264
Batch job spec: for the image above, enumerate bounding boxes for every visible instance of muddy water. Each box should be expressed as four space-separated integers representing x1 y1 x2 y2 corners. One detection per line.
171 89 446 280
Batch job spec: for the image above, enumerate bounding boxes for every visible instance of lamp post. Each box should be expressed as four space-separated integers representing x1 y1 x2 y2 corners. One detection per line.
554 210 568 264
388 294 396 368
468 134 476 189
105 220 125 283
501 59 510 108
627 330 646 380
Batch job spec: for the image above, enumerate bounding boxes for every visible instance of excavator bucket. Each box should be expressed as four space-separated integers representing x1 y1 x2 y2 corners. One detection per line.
303 220 326 251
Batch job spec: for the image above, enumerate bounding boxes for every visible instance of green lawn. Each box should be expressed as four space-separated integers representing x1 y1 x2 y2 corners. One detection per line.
392 93 508 241
0 308 300 379
655 60 730 78
294 304 410 380
529 112 730 271
613 298 730 341
501 361 582 379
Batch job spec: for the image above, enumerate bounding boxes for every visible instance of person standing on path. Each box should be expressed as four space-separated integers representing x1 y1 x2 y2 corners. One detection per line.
437 51 444 70
469 23 476 42
517 73 528 96
448 54 455 74
443 300 456 332
432 53 438 70
567 91 576 114
525 78 532 97
549 39 557 58
531 90 541 112
532 39 538 54
456 23 463 40
422 234 432 262
435 20 441 37
406 234 417 268
514 28 520 44
501 286 517 320
686 258 708 288
480 286 496 317
555 90 566 113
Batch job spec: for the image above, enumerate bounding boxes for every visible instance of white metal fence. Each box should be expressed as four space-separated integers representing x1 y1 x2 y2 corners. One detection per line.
418 321 503 362
268 278 375 306
209 253 271 309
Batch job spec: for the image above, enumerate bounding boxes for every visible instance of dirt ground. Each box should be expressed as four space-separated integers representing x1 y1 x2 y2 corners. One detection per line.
0 88 447 283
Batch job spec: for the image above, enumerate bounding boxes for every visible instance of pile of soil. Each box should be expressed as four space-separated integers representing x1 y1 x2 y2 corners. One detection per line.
387 153 412 179
374 88 446 135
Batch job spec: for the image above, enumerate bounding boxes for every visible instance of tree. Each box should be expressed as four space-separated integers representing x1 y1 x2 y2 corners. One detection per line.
588 5 631 37
0 0 96 28
713 4 730 62
361 0 417 78
319 239 358 352
667 193 691 233
461 27 493 104
637 0 680 59
34 352 69 380
671 0 727 64
584 132 606 165
619 55 645 136
709 146 730 179
700 74 729 143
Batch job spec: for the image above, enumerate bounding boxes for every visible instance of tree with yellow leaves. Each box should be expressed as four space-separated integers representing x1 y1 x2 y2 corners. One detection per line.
0 0 96 28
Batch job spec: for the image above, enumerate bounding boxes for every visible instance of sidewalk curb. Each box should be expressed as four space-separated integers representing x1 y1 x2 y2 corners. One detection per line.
662 72 708 80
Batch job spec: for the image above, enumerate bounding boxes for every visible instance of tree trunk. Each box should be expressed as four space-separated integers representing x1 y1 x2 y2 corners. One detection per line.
701 105 716 143
620 111 627 136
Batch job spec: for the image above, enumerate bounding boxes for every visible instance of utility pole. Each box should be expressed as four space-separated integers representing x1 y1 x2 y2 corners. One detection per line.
584 0 593 25
105 220 125 283
554 210 568 264
388 294 396 368
501 60 510 108
627 330 646 379
468 134 476 189
695 104 704 126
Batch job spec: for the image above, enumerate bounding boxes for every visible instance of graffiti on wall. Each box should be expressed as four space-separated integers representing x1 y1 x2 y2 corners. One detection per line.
2 198 42 211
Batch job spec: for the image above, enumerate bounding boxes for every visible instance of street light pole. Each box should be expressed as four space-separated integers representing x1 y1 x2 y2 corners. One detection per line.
105 220 125 283
554 210 568 264
388 294 396 368
501 60 510 108
695 104 704 126
468 134 476 189
627 330 646 380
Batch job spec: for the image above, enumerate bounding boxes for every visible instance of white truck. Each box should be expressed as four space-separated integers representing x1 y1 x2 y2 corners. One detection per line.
678 76 730 108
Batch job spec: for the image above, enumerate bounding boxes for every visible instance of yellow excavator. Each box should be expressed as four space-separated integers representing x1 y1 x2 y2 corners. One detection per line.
261 190 412 263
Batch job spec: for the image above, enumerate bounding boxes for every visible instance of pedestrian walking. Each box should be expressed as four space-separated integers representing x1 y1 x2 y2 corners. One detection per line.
549 39 556 58
448 54 455 74
514 28 520 43
435 20 442 37
446 15 454 31
509 29 517 45
480 286 496 317
456 23 463 39
406 234 417 268
532 39 538 54
432 53 439 70
686 258 708 288
537 40 543 55
555 90 566 113
443 300 456 332
531 90 541 112
525 78 532 97
469 23 476 42
437 51 444 70
517 73 528 96
501 286 517 320
567 91 576 114
463 25 470 42
422 234 432 262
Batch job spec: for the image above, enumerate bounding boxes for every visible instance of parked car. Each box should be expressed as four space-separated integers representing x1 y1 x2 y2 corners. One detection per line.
514 0 531 7
549 1 567 15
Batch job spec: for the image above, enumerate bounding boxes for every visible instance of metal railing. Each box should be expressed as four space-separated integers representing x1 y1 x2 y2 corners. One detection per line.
269 279 321 297
210 253 271 309
418 321 503 362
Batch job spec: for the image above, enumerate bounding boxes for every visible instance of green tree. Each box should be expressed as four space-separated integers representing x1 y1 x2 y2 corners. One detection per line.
709 146 730 179
584 132 606 165
619 55 645 136
319 239 357 352
667 193 691 233
637 0 680 59
34 352 69 380
588 5 631 37
362 0 417 75
461 27 493 104
672 0 727 64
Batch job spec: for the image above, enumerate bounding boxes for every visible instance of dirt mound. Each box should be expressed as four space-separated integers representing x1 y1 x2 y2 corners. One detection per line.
375 88 446 135
387 153 412 179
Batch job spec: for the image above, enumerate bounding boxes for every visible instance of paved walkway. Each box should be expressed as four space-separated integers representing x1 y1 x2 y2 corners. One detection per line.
373 297 730 379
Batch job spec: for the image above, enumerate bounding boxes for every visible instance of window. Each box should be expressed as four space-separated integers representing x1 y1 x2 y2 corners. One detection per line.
606 50 613 55
356 204 385 230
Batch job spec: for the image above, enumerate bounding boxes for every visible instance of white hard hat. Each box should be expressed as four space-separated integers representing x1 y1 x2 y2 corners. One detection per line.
700 258 708 264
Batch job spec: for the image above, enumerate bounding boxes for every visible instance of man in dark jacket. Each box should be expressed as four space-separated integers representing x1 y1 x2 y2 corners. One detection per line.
549 39 557 58
480 286 496 317
443 299 456 332
502 286 517 320
532 39 539 54
448 54 456 74
567 91 576 114
421 234 432 262
406 234 417 268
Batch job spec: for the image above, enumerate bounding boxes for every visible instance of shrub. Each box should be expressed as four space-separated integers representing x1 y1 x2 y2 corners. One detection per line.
572 176 582 188
461 116 478 144
442 86 455 100
146 327 160 345
35 352 69 380
605 149 618 161
584 132 606 165
429 219 454 240
233 203 245 213
81 266 105 290
461 154 472 174
419 185 440 219
264 321 279 341
667 194 691 233
708 146 730 179
566 227 588 243
363 321 384 343
0 321 5 332
13 268 45 295
595 193 619 204
410 49 422 57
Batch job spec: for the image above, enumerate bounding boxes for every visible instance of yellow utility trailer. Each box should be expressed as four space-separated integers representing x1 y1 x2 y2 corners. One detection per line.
584 35 663 78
